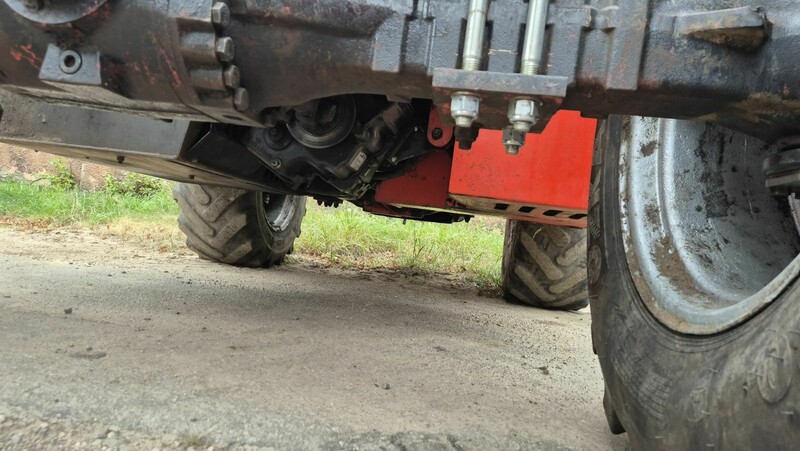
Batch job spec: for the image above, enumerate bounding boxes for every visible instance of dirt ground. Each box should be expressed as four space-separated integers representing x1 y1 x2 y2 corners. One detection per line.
0 226 629 450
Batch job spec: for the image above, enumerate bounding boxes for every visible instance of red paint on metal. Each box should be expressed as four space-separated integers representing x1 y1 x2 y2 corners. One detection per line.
375 150 452 209
426 106 453 148
449 110 596 212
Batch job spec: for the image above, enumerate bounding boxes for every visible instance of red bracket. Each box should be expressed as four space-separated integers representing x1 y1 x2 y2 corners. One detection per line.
426 106 454 148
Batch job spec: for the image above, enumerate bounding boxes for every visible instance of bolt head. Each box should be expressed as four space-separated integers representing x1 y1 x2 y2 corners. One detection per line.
450 93 480 128
211 3 231 29
431 128 444 140
233 87 249 112
223 65 240 89
215 37 235 63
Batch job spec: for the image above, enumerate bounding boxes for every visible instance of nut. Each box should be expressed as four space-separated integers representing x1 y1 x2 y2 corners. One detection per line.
211 3 231 29
59 50 82 75
502 126 526 155
215 37 235 63
508 98 539 134
233 87 249 111
450 93 481 128
223 65 240 89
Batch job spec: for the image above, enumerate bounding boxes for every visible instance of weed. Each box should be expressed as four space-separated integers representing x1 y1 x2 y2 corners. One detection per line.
104 173 164 197
40 160 76 190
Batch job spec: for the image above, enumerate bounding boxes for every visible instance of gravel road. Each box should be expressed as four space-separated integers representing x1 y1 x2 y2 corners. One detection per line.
0 227 629 450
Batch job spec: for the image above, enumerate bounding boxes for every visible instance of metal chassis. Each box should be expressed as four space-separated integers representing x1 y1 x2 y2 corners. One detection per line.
0 1 798 143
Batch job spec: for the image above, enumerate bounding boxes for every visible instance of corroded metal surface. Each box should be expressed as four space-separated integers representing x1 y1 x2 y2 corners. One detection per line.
0 1 798 141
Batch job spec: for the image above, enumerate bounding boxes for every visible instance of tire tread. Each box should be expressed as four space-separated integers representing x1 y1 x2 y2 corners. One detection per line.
173 183 304 268
502 220 589 310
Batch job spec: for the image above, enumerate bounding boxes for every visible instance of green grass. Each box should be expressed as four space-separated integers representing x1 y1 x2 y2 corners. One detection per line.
0 178 504 294
296 202 503 294
0 179 178 225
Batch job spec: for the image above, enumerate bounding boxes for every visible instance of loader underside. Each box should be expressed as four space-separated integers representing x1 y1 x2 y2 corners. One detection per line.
1 0 800 223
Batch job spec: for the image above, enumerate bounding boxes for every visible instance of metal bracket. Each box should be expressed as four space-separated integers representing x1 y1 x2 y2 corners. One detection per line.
674 6 771 51
433 68 568 131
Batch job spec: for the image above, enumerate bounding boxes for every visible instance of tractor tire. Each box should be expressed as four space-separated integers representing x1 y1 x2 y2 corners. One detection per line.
590 116 800 449
501 220 589 310
174 183 305 267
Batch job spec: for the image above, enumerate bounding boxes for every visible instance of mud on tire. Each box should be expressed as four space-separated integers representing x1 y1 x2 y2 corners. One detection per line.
174 183 305 267
502 220 589 310
590 116 800 449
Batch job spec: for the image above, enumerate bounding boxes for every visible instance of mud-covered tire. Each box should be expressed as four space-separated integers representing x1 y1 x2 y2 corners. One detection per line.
174 183 305 267
501 220 588 310
590 116 800 449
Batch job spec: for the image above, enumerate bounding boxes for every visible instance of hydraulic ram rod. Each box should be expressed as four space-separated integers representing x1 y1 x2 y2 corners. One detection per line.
520 0 549 76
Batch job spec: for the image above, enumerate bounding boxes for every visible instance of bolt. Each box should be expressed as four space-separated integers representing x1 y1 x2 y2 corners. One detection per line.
223 65 240 89
233 87 249 111
269 159 282 169
211 3 231 29
502 126 526 155
462 0 489 71
431 128 444 140
508 98 540 134
502 0 549 152
450 93 480 128
215 37 235 63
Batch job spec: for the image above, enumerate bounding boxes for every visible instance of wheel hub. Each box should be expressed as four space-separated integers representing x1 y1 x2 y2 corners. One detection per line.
619 117 800 335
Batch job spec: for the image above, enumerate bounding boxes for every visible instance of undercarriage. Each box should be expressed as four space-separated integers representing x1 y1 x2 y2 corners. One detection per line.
2 0 800 448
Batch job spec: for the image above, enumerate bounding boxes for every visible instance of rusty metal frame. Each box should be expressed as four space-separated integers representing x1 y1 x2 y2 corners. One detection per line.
0 1 797 142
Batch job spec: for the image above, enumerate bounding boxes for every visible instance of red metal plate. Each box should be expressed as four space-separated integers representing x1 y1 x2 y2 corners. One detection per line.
375 150 451 209
449 110 596 213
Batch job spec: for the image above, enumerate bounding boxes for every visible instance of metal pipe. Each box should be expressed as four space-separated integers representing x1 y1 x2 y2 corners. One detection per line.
462 0 489 71
520 0 549 75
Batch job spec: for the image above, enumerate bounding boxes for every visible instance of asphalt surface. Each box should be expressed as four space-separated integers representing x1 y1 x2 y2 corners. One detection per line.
0 227 629 450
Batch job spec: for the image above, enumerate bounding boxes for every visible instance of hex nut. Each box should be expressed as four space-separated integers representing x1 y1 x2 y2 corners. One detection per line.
234 87 249 111
502 126 526 155
508 98 539 134
211 3 231 29
450 93 481 128
223 65 241 89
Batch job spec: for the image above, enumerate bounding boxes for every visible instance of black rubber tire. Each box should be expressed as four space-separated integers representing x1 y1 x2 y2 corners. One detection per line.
173 183 305 267
590 116 800 449
501 220 589 310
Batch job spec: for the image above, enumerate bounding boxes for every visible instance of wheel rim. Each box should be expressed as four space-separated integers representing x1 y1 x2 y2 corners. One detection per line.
618 117 800 335
262 193 296 233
